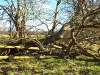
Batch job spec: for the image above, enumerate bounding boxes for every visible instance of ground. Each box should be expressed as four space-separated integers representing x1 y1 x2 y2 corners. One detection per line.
0 56 100 75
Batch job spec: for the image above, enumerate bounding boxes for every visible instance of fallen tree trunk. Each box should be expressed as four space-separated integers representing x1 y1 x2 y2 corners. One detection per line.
40 24 70 45
0 45 39 50
7 24 70 46
6 24 70 56
0 56 33 59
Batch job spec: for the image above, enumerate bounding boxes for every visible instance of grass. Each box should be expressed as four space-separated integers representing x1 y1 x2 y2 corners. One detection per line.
0 34 100 75
0 57 100 75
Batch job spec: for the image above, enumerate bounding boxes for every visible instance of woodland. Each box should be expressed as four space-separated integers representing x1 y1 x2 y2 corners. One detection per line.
0 0 100 60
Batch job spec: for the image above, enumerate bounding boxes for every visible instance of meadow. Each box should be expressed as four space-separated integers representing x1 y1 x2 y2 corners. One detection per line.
0 34 100 75
0 57 100 75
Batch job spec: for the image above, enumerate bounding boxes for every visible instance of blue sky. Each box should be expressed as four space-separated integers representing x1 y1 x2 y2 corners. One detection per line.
0 0 70 31
0 0 6 5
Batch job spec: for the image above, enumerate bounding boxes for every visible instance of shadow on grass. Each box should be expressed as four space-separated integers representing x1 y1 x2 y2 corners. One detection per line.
1 57 100 75
76 58 100 62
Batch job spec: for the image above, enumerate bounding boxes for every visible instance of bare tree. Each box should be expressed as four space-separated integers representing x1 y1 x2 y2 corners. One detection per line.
0 0 35 38
0 0 100 59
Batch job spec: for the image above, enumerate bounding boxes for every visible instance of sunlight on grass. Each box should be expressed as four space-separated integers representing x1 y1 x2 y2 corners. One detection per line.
0 57 100 75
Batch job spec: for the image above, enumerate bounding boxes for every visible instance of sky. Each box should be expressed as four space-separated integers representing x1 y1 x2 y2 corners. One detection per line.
0 0 70 31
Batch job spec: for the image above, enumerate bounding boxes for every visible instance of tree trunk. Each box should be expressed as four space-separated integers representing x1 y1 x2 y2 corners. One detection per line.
40 24 70 45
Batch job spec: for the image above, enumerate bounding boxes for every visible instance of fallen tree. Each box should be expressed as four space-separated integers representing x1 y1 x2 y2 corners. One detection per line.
0 0 100 60
5 24 100 60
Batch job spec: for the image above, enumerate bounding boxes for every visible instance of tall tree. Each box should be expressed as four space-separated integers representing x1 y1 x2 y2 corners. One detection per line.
0 0 35 38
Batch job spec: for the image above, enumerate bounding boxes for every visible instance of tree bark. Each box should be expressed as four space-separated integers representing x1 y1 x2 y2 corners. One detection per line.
40 24 70 45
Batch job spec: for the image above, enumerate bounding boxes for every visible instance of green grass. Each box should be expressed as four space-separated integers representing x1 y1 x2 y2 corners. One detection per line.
0 57 100 75
0 35 100 75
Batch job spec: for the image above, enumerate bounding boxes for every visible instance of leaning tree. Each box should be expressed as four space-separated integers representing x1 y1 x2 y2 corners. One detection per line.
0 0 100 59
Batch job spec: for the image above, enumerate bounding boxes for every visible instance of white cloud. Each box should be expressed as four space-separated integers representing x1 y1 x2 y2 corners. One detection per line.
41 3 52 9
37 3 52 10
